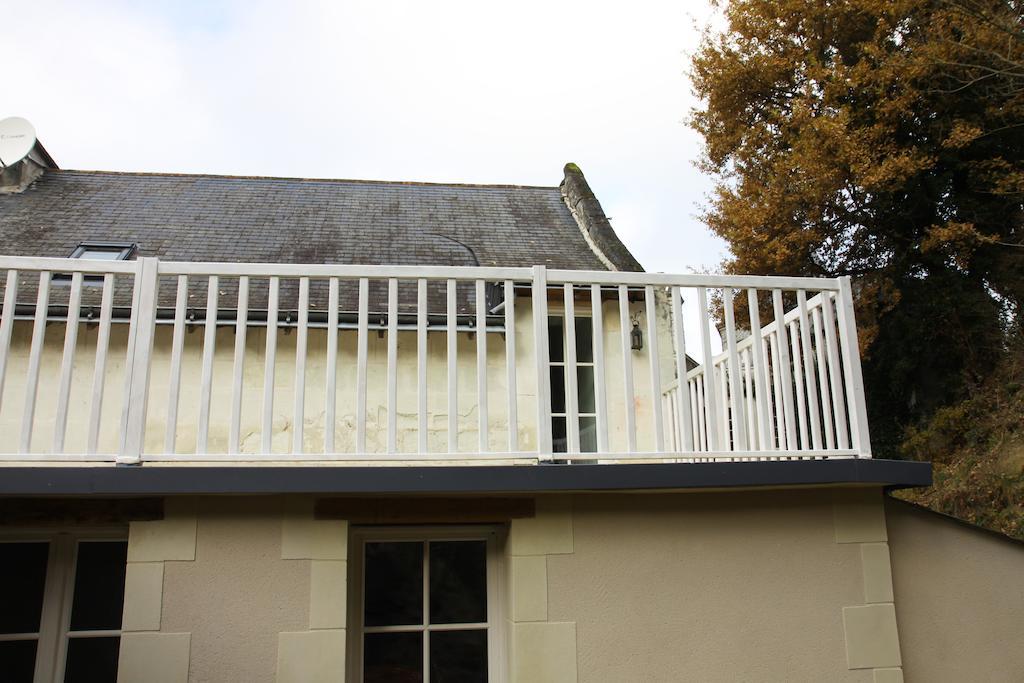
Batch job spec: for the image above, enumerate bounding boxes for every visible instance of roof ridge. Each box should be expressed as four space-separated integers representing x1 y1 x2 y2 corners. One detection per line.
47 168 561 191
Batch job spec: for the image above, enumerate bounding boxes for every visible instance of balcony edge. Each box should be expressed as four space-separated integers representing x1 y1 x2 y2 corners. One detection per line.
0 459 932 496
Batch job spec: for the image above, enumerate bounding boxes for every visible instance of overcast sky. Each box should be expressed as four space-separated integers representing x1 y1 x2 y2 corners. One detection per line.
5 0 725 277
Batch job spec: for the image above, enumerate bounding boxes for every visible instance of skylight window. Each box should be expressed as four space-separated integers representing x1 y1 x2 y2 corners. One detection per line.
69 243 137 261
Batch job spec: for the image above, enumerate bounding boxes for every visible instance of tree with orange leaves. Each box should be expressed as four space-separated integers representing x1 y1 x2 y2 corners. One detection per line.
690 0 1024 456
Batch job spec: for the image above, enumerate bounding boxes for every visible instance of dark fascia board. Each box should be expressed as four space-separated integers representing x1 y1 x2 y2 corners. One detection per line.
0 459 931 496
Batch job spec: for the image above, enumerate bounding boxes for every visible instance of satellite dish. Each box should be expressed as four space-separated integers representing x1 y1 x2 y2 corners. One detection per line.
0 117 37 169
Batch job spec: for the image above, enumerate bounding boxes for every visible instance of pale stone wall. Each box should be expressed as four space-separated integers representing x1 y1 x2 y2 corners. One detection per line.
886 498 1024 682
0 294 673 457
118 488 902 682
506 496 577 682
118 497 316 683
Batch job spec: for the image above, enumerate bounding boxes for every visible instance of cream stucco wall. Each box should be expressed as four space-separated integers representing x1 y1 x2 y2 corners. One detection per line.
885 498 1024 682
542 489 899 683
0 294 674 457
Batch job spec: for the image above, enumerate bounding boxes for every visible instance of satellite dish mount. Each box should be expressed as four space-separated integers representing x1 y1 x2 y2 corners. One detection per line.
0 117 37 169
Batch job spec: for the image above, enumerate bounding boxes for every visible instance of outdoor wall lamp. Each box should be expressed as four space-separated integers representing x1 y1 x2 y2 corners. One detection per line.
630 313 643 351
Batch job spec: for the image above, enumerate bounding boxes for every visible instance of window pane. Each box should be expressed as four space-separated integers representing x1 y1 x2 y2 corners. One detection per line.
63 637 119 683
430 629 487 683
0 542 49 634
580 416 598 453
547 317 564 363
429 541 487 625
575 317 593 363
77 249 123 261
365 542 423 627
552 417 567 453
69 541 128 631
364 632 422 683
550 366 565 414
0 640 37 682
577 366 596 414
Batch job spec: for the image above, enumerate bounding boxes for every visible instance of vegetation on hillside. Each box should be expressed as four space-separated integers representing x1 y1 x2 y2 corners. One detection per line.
896 342 1024 539
689 0 1024 538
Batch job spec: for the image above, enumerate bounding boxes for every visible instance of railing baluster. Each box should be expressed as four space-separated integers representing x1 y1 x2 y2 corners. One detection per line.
821 292 849 449
771 290 798 450
261 277 279 454
742 348 756 451
293 277 310 454
618 284 637 453
697 287 720 451
690 379 702 452
722 288 746 450
387 278 399 454
325 277 339 454
20 271 50 454
564 284 580 454
836 277 871 455
196 275 219 455
356 277 369 453
591 284 609 453
476 279 488 453
165 275 188 455
53 271 83 453
504 280 518 452
88 274 115 456
761 335 777 451
532 266 552 456
768 330 787 450
0 270 18 419
812 305 835 450
645 285 665 452
671 286 694 452
229 276 249 454
718 361 730 450
788 320 809 450
418 279 429 453
447 279 458 454
696 375 707 452
747 289 771 450
667 387 675 450
797 291 822 450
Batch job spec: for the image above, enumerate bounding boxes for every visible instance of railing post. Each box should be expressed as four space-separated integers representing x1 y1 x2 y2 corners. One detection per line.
835 277 871 457
118 257 160 464
671 287 694 452
532 266 553 459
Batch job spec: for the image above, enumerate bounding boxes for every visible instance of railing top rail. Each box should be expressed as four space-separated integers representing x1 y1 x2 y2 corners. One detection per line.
545 270 843 291
0 255 141 274
156 261 535 280
0 254 843 291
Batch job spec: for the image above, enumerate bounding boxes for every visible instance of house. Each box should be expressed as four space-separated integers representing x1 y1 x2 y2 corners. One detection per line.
0 119 1021 682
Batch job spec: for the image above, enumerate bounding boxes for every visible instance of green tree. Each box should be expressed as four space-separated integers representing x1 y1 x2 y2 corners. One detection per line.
690 0 1024 456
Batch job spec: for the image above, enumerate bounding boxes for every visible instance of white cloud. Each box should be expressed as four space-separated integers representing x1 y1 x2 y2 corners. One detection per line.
4 0 727 276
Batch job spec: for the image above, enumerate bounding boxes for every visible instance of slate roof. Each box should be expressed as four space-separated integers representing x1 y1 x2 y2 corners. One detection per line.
0 170 608 269
0 169 633 315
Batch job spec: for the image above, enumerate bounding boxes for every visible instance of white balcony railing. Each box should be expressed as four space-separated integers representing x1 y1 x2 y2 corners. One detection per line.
0 255 870 464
